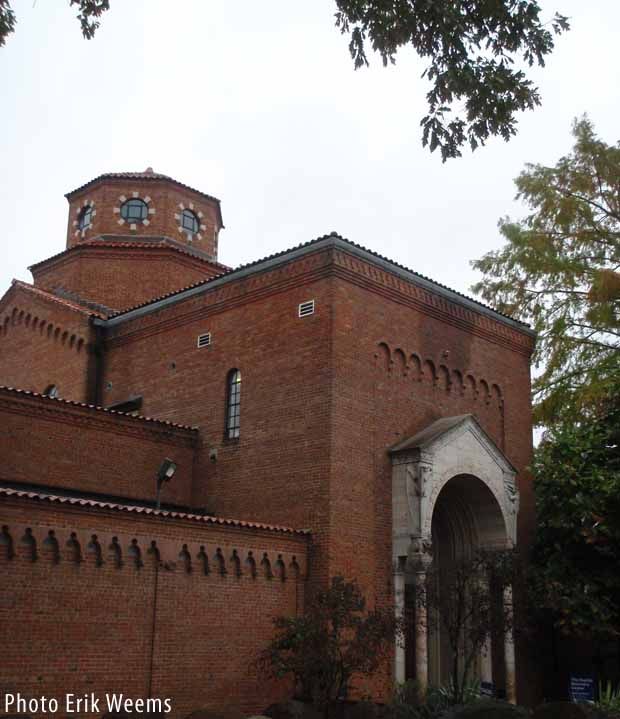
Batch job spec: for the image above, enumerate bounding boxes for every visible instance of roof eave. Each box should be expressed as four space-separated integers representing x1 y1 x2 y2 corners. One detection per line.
97 235 535 338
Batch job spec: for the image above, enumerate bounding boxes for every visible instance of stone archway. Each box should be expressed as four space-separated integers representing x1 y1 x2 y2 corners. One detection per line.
390 415 518 702
429 473 507 687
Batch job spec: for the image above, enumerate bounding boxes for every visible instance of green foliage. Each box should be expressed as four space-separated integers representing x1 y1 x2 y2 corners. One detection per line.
0 0 16 47
0 0 109 46
335 1 569 161
528 388 620 640
472 117 620 425
596 680 620 715
69 0 110 40
414 550 518 706
440 701 529 718
259 576 399 715
391 680 480 719
2 1 567 161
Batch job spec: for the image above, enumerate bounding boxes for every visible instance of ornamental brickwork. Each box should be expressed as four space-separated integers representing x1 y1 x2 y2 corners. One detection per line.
0 171 536 716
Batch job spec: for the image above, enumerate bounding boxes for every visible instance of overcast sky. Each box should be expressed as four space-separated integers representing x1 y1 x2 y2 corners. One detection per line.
1 1 619 308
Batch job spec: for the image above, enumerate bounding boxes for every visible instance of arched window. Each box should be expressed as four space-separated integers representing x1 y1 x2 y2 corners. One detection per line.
225 369 241 439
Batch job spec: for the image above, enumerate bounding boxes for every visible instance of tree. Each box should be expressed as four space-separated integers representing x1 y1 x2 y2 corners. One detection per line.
335 1 568 161
258 576 399 716
1 1 568 161
472 117 620 425
416 549 519 705
0 0 109 47
528 382 620 641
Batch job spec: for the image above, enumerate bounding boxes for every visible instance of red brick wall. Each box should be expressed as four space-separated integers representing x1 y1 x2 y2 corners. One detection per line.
326 267 534 701
66 178 222 260
99 247 535 701
0 498 308 719
0 290 93 402
102 260 334 565
32 246 221 313
0 389 198 507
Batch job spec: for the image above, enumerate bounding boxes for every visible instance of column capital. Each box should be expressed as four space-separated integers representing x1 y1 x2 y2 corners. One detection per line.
408 537 433 573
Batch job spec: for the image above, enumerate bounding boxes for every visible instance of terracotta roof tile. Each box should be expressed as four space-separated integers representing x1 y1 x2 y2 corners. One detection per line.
29 237 229 273
0 385 198 433
10 280 107 318
0 485 310 536
104 232 532 330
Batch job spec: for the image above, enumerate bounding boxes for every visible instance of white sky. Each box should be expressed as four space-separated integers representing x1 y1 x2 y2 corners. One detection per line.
1 1 619 305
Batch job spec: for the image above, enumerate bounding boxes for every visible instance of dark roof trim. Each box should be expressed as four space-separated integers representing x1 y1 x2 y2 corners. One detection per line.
0 485 310 536
97 233 535 336
65 172 224 229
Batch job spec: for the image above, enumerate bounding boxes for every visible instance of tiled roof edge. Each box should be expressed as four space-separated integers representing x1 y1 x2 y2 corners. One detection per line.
28 237 228 272
10 280 105 318
0 385 199 433
0 485 310 536
64 172 224 228
98 233 535 336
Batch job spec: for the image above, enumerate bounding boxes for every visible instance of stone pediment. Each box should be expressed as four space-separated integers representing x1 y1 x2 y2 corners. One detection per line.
390 415 519 559
390 414 516 475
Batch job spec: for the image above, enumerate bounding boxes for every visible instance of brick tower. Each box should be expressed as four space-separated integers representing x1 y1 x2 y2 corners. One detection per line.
31 168 226 312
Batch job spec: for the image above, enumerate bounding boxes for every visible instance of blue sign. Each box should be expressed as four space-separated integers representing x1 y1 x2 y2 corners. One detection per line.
570 675 594 703
480 681 495 698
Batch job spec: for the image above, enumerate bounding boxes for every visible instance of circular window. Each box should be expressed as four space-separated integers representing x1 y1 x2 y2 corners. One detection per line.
120 199 148 223
77 205 93 231
181 208 199 234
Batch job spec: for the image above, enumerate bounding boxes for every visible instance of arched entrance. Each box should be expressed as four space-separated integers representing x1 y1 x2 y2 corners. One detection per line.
429 473 507 687
390 414 519 702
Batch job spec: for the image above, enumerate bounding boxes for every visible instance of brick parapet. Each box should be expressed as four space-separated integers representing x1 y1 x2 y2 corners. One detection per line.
0 496 307 718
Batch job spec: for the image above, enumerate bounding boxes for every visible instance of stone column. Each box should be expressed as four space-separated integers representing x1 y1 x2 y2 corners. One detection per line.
480 636 493 691
504 585 517 704
411 539 433 702
479 575 493 691
394 557 407 685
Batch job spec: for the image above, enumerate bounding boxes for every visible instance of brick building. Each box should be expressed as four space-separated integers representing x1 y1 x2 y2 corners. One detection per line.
0 170 536 717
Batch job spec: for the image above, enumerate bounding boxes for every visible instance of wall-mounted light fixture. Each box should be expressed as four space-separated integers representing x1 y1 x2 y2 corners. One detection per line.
156 458 177 510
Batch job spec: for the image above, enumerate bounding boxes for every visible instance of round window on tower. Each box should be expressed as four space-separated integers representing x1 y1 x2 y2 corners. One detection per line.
181 208 199 235
120 198 148 223
77 205 93 231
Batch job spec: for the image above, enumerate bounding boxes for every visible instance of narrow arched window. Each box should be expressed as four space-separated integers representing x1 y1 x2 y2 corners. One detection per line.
226 369 241 439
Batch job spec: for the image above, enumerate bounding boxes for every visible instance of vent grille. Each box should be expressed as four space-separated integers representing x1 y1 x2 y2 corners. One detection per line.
298 300 315 318
197 332 211 348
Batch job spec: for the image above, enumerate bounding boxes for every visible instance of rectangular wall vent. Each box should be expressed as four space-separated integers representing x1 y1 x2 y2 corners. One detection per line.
298 300 315 318
197 332 211 348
